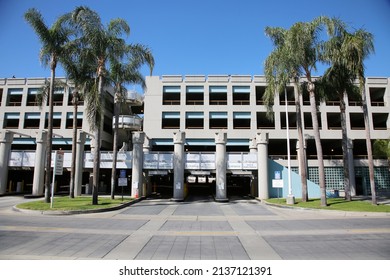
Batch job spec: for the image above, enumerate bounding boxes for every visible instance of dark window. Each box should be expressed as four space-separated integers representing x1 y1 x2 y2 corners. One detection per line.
209 112 228 129
163 86 181 105
185 112 204 129
257 112 275 128
255 86 266 105
233 86 250 105
3 113 20 128
7 88 23 106
209 86 227 105
186 86 204 105
24 113 41 129
162 112 180 129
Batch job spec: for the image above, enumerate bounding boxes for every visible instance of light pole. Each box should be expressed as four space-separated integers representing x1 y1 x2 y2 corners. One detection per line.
285 87 295 204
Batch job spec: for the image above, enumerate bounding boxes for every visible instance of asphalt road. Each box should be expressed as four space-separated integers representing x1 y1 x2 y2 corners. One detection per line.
0 195 389 260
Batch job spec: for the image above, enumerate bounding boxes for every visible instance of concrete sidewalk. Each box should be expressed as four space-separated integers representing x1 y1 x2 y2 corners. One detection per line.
0 196 389 260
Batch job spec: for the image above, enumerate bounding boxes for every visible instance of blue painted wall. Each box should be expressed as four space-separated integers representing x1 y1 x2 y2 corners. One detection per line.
268 159 321 199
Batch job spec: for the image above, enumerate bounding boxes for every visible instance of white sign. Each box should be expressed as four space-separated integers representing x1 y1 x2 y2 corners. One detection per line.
185 162 200 169
51 150 64 208
272 179 283 188
54 150 64 175
198 176 207 183
148 170 168 175
118 178 127 187
158 153 173 169
143 153 159 169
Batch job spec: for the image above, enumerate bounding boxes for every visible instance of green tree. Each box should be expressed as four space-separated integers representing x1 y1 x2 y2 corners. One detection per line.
263 27 308 202
373 139 390 159
60 43 95 198
109 44 154 199
71 6 131 204
315 65 360 201
336 29 377 204
25 8 74 203
288 17 335 206
264 16 337 206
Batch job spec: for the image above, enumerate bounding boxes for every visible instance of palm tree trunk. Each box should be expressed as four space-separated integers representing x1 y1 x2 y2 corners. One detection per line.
340 95 351 201
308 82 327 206
92 74 104 205
294 82 308 202
69 90 78 198
111 92 120 199
361 84 377 204
44 59 56 203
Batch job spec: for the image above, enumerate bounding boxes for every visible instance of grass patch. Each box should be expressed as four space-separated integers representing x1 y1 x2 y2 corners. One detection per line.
266 198 390 212
17 196 134 211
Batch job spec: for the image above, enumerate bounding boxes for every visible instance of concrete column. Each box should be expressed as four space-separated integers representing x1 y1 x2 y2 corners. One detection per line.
74 131 86 196
296 139 308 176
131 131 144 198
0 131 13 194
249 137 257 153
215 132 228 202
249 137 258 197
143 136 151 154
348 139 356 196
172 131 185 201
32 131 47 196
142 137 152 196
256 132 269 200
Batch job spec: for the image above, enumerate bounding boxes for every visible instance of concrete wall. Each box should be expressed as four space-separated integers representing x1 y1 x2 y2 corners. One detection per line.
268 159 321 199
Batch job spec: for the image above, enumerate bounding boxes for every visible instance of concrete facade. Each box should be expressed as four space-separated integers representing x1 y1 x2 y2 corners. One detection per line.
142 75 390 198
0 75 389 199
0 77 116 195
143 75 390 142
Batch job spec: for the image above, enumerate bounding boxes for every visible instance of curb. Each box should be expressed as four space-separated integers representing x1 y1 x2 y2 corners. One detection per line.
262 200 390 217
13 197 143 216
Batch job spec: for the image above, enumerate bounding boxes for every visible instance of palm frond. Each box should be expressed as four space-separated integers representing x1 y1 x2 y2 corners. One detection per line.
35 79 68 108
107 18 130 37
24 8 50 46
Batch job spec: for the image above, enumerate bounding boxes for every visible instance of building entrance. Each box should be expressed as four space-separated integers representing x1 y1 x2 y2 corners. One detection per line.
227 174 252 197
186 173 215 197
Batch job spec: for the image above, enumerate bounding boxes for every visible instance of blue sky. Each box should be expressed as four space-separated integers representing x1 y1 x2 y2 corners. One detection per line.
0 0 389 81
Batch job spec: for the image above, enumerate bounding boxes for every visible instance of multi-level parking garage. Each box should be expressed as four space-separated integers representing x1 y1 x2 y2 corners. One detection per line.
142 75 390 199
0 75 389 200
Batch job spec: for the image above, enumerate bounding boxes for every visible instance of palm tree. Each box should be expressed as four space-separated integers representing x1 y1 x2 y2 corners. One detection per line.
24 9 74 203
60 44 95 198
285 17 331 206
264 23 318 203
264 31 308 201
71 6 130 204
320 18 376 204
338 29 377 204
109 44 154 199
315 65 360 201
